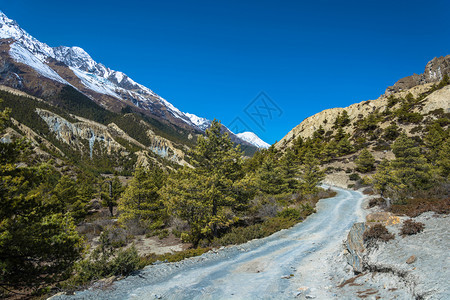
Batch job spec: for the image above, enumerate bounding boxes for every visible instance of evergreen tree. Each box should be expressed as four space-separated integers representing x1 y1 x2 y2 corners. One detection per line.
383 123 400 141
299 151 324 194
101 176 124 216
279 148 301 193
118 166 167 230
336 134 354 156
162 120 248 244
372 134 433 203
437 138 450 179
424 124 447 162
333 110 351 128
0 102 83 293
355 149 375 173
256 155 286 195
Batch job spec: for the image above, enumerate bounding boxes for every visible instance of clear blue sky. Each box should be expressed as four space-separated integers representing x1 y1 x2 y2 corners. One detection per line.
1 0 449 144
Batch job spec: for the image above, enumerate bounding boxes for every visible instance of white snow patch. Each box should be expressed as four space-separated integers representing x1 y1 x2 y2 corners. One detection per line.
70 67 120 98
9 43 69 84
236 132 270 149
184 113 211 131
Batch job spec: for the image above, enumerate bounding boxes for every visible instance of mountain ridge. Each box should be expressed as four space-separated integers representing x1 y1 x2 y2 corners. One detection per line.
0 11 267 152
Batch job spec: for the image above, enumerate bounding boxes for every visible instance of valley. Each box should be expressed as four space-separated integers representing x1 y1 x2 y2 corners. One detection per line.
0 8 449 300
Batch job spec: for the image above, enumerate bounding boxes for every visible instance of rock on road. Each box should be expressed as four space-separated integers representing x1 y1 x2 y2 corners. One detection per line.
57 187 366 300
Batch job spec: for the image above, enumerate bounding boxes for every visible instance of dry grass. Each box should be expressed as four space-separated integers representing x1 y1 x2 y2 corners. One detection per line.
401 219 425 236
363 224 394 247
389 197 450 217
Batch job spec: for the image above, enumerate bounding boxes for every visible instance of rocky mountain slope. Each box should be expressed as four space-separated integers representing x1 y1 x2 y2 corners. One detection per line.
0 11 273 177
276 55 450 150
0 11 266 166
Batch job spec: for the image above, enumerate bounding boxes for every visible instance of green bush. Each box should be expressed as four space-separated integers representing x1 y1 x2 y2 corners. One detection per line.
277 208 301 220
110 246 141 276
349 173 361 181
140 247 211 266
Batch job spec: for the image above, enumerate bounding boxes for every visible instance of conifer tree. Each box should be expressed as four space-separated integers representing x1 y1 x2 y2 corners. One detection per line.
355 149 375 173
118 166 167 230
0 102 83 293
162 120 248 244
278 148 300 193
299 151 324 194
101 176 124 216
372 134 433 203
256 155 286 195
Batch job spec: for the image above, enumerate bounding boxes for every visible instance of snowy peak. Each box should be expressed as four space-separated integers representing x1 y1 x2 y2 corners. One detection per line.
53 46 97 72
236 132 270 149
185 113 211 131
0 11 195 127
0 11 260 152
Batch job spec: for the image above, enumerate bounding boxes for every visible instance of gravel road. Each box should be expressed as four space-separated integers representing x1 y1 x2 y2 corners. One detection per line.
56 187 366 300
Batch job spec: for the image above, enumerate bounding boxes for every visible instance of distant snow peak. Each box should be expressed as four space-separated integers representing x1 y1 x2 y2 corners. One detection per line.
185 113 211 131
236 132 270 149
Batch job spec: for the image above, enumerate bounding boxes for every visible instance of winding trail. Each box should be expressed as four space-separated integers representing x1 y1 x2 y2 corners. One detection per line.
60 187 366 300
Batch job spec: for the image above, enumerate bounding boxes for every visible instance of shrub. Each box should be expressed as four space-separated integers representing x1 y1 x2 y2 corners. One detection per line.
277 208 301 220
349 173 361 181
368 197 384 208
110 246 141 276
140 247 211 266
400 219 424 236
363 224 394 247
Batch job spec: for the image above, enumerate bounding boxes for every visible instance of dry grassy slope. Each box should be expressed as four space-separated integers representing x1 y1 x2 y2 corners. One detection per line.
276 83 450 150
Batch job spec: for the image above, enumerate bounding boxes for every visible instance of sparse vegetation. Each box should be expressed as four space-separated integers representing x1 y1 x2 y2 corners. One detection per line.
363 224 395 247
401 219 425 236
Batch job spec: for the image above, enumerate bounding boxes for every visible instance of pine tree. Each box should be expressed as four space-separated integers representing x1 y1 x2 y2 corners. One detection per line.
278 148 300 193
299 151 324 194
372 134 433 203
101 176 124 216
162 120 248 244
0 102 83 292
256 155 286 195
118 166 167 230
355 149 375 173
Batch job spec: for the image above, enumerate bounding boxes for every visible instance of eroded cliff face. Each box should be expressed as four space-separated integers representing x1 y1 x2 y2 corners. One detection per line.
36 108 125 159
35 108 188 165
276 83 450 150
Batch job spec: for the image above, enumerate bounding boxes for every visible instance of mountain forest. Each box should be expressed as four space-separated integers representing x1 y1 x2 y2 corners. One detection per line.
0 10 449 299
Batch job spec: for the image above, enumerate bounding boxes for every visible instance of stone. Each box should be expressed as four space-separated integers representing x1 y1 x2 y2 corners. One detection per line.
406 255 417 264
345 222 366 273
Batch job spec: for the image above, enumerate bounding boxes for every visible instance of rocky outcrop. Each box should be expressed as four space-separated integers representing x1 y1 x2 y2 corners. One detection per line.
385 55 450 94
345 222 366 273
276 81 450 151
339 213 450 299
36 108 125 158
35 108 189 165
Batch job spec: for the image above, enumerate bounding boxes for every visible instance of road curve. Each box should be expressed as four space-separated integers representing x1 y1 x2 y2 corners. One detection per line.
58 187 366 300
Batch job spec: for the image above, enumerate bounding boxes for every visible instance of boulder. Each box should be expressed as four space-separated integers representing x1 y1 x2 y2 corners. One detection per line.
345 222 366 273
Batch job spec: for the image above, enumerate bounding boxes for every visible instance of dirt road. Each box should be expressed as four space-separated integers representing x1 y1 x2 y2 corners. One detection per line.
59 187 366 299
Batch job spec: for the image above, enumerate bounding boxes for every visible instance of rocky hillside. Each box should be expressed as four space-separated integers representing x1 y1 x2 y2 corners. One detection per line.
0 11 262 166
276 56 450 151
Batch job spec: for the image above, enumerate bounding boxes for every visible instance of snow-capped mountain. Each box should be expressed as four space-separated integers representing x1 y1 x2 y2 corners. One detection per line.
184 113 211 131
185 113 269 149
0 11 194 126
0 11 263 150
236 132 270 149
